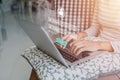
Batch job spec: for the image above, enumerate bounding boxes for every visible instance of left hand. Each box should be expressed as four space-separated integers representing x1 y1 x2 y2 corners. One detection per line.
70 40 102 55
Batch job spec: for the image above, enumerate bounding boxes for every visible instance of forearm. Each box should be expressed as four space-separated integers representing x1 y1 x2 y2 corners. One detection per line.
84 25 101 37
77 25 101 39
77 32 87 39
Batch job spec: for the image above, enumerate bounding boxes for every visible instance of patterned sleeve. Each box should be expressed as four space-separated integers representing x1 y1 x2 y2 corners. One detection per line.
84 0 101 37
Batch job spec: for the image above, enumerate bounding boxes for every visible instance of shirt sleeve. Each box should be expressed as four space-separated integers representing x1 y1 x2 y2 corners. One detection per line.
110 41 120 53
84 0 101 37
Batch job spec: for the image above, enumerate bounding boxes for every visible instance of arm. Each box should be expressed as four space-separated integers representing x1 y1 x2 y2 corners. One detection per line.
84 24 101 37
97 41 120 53
84 0 101 37
99 41 114 52
62 1 101 41
70 40 114 55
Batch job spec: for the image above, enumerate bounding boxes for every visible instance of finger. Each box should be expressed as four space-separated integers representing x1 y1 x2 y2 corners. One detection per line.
71 39 85 46
74 45 84 54
60 44 63 48
76 47 86 56
62 46 66 49
57 43 64 48
74 47 81 54
70 40 79 47
71 44 76 53
70 41 79 52
71 44 79 53
62 35 73 43
71 40 85 52
65 37 73 43
61 35 70 41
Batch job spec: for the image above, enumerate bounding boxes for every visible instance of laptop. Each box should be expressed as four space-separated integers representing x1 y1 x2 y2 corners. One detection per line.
19 19 103 67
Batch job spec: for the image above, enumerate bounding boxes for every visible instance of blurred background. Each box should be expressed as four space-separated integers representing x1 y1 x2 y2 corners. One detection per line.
0 0 41 80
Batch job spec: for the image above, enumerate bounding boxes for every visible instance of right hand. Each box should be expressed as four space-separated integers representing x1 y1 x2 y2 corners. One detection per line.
62 32 87 43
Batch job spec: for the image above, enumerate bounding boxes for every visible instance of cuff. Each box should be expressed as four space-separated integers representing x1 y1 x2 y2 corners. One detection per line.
110 41 120 53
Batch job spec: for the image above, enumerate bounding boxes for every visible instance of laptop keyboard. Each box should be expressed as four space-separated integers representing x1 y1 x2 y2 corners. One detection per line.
55 41 90 63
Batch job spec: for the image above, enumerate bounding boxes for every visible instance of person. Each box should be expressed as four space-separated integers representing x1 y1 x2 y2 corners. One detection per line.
29 0 120 80
62 0 120 55
59 0 120 79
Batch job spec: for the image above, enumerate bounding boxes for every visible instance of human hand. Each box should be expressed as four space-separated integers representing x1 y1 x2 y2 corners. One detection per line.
61 32 87 43
70 40 102 55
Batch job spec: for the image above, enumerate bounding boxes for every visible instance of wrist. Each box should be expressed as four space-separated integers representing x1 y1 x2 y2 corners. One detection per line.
77 32 87 39
99 41 114 52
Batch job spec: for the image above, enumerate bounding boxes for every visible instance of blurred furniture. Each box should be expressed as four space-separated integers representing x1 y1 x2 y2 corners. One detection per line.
19 0 32 14
19 0 44 14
